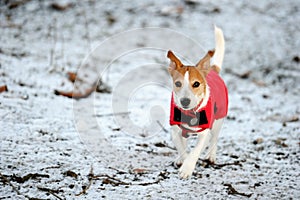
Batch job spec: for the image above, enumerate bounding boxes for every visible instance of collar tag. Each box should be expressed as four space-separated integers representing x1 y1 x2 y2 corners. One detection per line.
190 117 198 126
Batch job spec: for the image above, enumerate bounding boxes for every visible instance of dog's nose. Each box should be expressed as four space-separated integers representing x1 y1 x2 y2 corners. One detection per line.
180 98 191 107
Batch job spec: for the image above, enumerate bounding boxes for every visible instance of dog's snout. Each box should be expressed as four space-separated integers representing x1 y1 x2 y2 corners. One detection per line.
180 98 191 107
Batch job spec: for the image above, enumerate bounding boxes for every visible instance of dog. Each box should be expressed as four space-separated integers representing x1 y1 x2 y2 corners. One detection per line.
167 26 228 179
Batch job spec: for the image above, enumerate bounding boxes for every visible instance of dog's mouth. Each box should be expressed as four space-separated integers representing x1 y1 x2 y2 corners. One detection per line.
182 105 190 110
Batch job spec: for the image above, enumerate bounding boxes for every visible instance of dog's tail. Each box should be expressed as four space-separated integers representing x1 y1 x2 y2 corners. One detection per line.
212 25 225 72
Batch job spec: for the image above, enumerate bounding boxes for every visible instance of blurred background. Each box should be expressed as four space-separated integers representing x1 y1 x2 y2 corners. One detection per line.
0 0 299 199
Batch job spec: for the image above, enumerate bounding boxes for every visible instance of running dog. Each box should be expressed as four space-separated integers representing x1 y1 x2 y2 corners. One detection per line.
167 26 228 179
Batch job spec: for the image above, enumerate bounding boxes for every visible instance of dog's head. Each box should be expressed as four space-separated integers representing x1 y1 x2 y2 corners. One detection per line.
167 50 214 110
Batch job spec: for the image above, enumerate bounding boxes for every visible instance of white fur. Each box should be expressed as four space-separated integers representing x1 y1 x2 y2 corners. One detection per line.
173 71 198 110
172 118 224 179
196 84 210 111
212 25 225 69
181 124 201 132
171 26 226 179
171 125 187 165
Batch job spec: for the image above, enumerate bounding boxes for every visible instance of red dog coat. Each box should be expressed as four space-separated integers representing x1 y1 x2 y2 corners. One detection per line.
170 70 228 137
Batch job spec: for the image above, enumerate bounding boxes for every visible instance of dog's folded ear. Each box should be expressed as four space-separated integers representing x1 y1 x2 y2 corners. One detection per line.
196 49 215 75
167 50 182 73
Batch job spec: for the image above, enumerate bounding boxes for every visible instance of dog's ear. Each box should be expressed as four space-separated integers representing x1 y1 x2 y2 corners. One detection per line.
167 50 182 73
196 49 215 75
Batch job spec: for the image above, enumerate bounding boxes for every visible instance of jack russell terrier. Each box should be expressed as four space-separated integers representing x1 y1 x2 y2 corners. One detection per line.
167 26 228 179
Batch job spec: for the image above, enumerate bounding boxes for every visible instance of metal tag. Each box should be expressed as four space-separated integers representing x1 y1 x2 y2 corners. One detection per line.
190 117 198 126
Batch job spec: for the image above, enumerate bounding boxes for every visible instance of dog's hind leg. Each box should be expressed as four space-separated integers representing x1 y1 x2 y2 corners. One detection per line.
171 125 187 166
205 118 224 164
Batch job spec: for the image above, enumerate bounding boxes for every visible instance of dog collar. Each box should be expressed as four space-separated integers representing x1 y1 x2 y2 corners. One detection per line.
170 96 210 137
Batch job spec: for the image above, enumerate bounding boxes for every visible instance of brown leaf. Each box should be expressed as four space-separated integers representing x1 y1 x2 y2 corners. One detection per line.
8 0 30 9
67 72 77 83
283 116 299 123
50 2 73 11
0 85 8 93
253 138 263 145
132 168 148 174
274 138 288 147
63 170 78 179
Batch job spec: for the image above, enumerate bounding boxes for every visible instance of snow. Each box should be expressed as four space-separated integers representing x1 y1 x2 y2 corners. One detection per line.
0 0 299 199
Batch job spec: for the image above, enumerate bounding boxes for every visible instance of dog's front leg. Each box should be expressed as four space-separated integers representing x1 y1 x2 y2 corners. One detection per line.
179 129 210 179
171 125 187 166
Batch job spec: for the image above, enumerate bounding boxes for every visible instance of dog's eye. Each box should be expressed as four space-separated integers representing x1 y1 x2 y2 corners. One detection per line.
192 81 200 88
175 81 182 87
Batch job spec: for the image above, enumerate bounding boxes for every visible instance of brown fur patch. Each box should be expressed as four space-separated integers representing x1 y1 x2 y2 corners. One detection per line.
170 66 207 97
187 67 207 97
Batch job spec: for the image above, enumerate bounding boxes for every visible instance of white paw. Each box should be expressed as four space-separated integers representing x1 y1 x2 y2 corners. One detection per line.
179 159 196 179
175 154 187 166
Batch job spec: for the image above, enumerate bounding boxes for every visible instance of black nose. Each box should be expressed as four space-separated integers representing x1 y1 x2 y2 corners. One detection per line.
180 98 191 107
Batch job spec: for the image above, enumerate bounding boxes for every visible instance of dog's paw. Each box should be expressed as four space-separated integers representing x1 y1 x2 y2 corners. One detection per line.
179 159 196 179
174 155 187 168
173 161 182 169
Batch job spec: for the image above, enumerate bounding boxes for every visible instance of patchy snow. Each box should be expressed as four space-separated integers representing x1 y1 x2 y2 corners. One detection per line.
0 0 299 199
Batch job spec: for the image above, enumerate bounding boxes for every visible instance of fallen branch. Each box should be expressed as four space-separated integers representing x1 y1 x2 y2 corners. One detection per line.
75 166 94 196
199 159 242 169
40 165 61 171
7 0 30 9
154 142 176 150
95 111 130 117
37 187 64 200
108 166 128 175
225 69 252 79
94 168 170 186
99 174 131 186
55 75 111 99
94 174 162 187
50 2 74 11
7 173 50 183
0 172 21 196
156 120 168 133
54 83 96 99
224 183 252 198
91 168 170 187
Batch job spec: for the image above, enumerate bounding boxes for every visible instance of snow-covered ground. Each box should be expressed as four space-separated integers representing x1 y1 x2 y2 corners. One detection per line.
1 0 299 199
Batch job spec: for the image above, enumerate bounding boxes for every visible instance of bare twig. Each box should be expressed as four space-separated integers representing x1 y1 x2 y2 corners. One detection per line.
99 174 130 186
95 111 131 117
50 2 73 11
199 159 242 169
0 172 21 196
83 11 92 51
92 168 170 187
94 174 162 186
224 183 252 198
0 172 41 200
156 120 168 133
75 165 94 196
7 0 30 9
48 18 57 69
54 82 97 99
108 166 128 174
37 187 64 200
6 173 49 183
